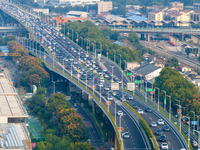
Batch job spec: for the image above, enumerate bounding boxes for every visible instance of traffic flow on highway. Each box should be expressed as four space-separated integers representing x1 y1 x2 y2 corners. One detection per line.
0 1 192 149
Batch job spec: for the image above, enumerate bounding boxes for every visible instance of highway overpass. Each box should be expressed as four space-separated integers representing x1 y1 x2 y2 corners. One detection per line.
0 1 190 150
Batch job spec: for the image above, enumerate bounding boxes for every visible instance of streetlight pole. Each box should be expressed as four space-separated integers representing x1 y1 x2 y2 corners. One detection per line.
106 45 108 58
107 91 110 112
162 90 167 110
115 99 116 124
86 71 88 89
145 81 147 103
93 77 95 94
62 58 64 73
111 65 114 82
155 87 160 111
191 111 195 134
176 100 181 133
114 49 116 63
76 32 78 44
71 63 73 78
71 29 73 41
100 86 102 103
167 95 171 121
196 115 200 150
119 54 121 68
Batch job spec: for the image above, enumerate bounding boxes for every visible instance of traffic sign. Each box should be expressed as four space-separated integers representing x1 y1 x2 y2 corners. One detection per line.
126 72 132 76
98 54 101 58
146 88 153 92
135 80 141 84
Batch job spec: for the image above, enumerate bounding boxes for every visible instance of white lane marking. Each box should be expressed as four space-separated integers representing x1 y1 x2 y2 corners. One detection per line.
149 117 152 120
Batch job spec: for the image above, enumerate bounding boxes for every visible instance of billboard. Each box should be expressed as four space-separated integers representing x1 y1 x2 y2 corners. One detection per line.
111 83 119 90
127 83 135 91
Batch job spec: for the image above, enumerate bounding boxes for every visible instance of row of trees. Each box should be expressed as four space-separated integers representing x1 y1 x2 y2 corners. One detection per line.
7 40 50 88
62 21 149 68
154 67 200 117
26 89 94 150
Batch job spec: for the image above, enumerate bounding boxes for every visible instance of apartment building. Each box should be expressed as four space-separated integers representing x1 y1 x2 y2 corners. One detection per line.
98 1 113 14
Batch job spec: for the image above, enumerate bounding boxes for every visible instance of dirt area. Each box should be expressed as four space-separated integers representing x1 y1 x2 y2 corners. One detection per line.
120 38 137 51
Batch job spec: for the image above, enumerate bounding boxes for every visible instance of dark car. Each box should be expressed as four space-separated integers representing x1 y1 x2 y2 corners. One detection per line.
145 107 152 112
155 129 163 135
159 134 166 142
132 104 138 109
163 125 170 132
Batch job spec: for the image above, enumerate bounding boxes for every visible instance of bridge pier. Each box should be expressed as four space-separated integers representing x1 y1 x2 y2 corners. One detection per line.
191 35 200 44
168 35 179 45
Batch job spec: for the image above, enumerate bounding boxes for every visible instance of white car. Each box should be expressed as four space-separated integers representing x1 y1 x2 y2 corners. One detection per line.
117 110 123 116
108 96 113 100
138 109 144 114
157 119 165 125
161 143 168 149
150 121 157 127
123 132 130 139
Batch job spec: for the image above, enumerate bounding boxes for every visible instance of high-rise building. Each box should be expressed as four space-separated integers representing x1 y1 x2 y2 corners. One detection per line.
37 0 48 7
194 3 200 11
169 1 184 11
98 1 112 14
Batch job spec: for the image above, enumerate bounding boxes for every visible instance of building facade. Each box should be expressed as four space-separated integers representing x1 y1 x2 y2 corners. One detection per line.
98 1 113 14
169 1 184 11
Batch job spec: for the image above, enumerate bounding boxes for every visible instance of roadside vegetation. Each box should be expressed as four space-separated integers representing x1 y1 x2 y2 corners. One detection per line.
154 67 200 117
6 37 94 149
62 21 152 69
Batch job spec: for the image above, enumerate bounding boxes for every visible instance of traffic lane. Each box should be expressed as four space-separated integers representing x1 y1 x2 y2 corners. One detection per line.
108 102 148 149
128 100 186 150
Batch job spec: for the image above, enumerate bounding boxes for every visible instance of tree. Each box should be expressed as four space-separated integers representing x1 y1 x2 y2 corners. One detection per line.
37 141 46 150
154 67 198 115
165 57 179 67
69 142 95 150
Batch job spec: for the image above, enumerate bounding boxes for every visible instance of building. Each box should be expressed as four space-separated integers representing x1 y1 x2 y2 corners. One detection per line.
32 8 49 14
0 124 31 150
169 1 184 11
50 0 100 6
67 11 88 18
52 15 86 26
133 63 162 80
0 73 28 124
98 1 112 14
37 0 48 7
126 62 140 71
148 11 163 26
194 3 200 11
126 5 142 11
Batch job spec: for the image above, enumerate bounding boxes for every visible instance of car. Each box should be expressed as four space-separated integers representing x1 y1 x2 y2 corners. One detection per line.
117 110 123 116
138 109 144 114
123 132 130 139
161 143 168 149
108 96 113 100
104 87 110 91
155 129 163 135
145 107 152 112
192 140 198 147
159 135 166 142
157 119 165 125
127 95 134 100
132 104 138 109
163 125 170 132
150 121 157 127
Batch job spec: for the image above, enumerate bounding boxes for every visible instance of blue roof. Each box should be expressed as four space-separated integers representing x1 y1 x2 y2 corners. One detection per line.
114 41 124 46
127 15 147 21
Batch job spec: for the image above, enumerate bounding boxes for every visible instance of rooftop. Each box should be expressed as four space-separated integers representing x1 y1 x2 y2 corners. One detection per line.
133 63 161 76
67 11 88 15
127 15 147 21
0 73 27 118
0 123 30 149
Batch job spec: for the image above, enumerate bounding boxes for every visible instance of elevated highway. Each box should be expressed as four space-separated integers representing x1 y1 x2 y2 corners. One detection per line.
0 1 152 149
0 1 190 150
